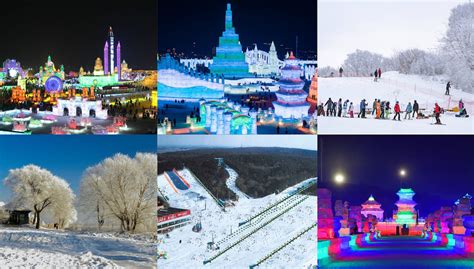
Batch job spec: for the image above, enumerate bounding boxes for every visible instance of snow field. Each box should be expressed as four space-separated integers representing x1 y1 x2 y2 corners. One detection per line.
319 72 474 134
158 168 317 268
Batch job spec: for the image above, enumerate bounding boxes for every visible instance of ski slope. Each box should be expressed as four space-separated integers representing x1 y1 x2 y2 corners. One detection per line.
319 72 474 134
0 228 156 268
157 168 317 268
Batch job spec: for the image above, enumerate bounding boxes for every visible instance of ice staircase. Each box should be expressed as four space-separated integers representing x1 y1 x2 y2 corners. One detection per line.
184 166 225 210
239 179 316 227
203 195 309 265
249 222 317 268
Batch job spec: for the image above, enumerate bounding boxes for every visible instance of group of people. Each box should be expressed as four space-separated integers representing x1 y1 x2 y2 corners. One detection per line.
372 68 382 82
318 97 468 124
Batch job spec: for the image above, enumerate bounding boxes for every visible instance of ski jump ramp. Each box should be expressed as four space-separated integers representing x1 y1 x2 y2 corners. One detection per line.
164 169 191 193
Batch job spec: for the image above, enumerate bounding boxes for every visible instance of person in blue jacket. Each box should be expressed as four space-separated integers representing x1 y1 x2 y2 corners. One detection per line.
358 99 367 118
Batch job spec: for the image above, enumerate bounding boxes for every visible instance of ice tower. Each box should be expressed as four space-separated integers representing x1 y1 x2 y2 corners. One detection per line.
210 3 250 78
273 52 310 119
394 188 417 225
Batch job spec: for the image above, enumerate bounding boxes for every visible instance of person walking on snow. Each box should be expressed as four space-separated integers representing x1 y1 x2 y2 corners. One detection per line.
337 98 343 117
385 101 391 119
393 101 401 121
404 102 413 120
380 101 386 119
412 100 419 118
445 81 451 95
342 99 349 117
374 70 378 82
378 68 382 79
434 103 442 124
375 100 381 119
324 98 334 116
339 67 344 77
459 99 464 111
317 102 325 116
372 99 377 115
358 99 367 118
349 102 354 118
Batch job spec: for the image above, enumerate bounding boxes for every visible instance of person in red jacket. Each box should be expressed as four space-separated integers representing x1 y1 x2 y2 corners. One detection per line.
434 103 442 124
378 68 382 79
393 101 401 121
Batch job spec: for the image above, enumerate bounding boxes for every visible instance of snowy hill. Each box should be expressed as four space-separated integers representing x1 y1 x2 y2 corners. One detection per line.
158 168 317 268
0 228 155 268
319 71 474 134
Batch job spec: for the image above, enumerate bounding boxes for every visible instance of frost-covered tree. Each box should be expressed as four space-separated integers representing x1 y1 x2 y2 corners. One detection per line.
79 153 157 233
441 3 474 93
3 165 77 229
392 49 445 75
318 66 338 77
343 50 389 76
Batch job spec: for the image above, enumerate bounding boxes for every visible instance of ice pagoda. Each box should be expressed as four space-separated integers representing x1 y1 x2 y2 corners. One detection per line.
210 3 250 79
394 188 417 225
273 52 310 119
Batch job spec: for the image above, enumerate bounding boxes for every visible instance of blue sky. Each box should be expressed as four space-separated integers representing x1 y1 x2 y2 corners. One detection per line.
0 135 156 202
158 135 317 151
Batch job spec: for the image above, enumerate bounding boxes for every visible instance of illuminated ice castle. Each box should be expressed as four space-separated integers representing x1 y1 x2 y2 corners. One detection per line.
394 188 417 225
273 52 310 119
210 3 250 79
158 54 225 100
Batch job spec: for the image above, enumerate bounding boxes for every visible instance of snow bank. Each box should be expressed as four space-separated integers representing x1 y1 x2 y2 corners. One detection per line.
0 228 155 268
0 247 121 268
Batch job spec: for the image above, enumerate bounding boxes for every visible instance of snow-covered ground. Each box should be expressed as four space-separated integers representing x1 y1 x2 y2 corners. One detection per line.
318 72 474 134
0 228 156 268
158 168 317 268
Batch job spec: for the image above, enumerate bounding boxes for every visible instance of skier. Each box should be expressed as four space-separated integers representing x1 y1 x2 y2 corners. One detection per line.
434 103 442 124
372 99 377 115
339 67 343 77
378 68 382 79
337 98 343 117
393 101 401 121
342 99 349 117
324 98 334 116
375 99 381 119
349 102 354 118
457 99 468 117
412 100 419 118
404 102 413 120
374 70 378 82
358 99 367 118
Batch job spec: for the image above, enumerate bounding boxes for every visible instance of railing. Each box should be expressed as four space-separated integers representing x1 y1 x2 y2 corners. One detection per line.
239 179 316 227
203 196 309 265
250 222 317 268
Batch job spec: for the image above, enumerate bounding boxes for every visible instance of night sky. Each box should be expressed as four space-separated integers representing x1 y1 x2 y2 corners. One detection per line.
1 0 157 71
158 0 317 59
0 136 156 202
318 135 474 219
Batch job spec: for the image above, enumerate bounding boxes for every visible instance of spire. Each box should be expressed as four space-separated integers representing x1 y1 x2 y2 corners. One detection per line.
270 41 276 51
109 26 114 37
